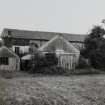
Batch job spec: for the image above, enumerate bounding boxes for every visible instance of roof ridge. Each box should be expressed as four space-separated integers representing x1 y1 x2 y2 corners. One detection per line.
3 28 86 36
1 28 86 42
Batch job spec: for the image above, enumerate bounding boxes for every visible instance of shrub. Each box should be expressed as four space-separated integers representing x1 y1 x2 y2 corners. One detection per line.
30 52 58 73
89 49 105 69
44 53 58 67
77 56 90 69
34 66 70 75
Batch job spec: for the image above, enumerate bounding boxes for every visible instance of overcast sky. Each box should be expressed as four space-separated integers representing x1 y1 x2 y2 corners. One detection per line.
0 0 105 34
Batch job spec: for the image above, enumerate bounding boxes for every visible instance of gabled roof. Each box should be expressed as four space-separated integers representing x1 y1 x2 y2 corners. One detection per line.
1 28 86 42
38 35 80 53
0 46 19 58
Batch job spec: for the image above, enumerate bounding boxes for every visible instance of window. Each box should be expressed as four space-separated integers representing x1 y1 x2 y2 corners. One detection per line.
15 47 20 54
0 57 9 65
8 30 12 35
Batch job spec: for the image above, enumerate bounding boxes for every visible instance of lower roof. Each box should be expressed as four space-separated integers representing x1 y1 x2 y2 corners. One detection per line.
0 46 19 58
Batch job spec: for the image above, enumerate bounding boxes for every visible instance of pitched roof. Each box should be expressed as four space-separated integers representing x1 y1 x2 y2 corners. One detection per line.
0 46 19 58
1 28 86 42
38 35 80 53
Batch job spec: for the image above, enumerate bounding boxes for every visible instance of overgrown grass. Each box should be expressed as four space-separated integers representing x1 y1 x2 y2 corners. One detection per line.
29 66 103 76
0 79 6 105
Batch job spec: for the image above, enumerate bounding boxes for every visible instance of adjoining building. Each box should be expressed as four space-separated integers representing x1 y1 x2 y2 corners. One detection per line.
38 35 80 70
0 45 20 71
1 28 86 55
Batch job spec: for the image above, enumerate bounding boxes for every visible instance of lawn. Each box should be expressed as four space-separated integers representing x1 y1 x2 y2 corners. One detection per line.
1 72 105 105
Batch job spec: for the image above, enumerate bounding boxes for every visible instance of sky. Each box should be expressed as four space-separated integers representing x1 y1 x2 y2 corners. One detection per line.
0 0 105 34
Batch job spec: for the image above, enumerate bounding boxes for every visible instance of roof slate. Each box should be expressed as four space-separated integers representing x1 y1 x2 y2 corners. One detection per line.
1 28 86 42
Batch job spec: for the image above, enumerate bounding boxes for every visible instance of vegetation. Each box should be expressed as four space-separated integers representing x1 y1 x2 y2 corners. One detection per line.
77 55 90 69
30 52 58 73
81 25 105 69
2 74 105 105
0 80 6 105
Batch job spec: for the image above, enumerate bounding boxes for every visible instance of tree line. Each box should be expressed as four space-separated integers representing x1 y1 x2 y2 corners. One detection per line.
81 25 105 69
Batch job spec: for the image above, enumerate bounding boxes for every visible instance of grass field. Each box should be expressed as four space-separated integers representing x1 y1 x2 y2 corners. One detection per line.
1 72 105 105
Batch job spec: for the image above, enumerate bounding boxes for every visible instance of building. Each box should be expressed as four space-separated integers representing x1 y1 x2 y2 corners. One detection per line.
0 45 20 71
38 35 80 70
1 28 86 55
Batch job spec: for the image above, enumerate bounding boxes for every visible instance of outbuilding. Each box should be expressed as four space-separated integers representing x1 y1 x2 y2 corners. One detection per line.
0 45 20 71
38 35 80 70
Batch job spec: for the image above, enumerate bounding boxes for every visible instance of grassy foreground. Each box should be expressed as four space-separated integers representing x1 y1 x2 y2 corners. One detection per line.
0 71 105 105
0 78 7 105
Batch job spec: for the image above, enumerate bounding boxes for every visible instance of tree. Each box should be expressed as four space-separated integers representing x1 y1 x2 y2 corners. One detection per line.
81 25 105 69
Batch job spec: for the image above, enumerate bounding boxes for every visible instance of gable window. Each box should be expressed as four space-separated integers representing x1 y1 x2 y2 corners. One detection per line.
0 57 9 65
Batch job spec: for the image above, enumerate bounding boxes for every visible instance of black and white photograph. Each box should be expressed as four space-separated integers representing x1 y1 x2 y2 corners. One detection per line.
0 0 105 105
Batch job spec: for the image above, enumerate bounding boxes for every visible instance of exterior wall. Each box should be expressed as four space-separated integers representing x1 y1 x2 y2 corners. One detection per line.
56 52 79 70
10 40 47 54
58 54 76 70
40 41 48 47
30 40 47 48
71 42 84 50
3 37 84 53
12 45 29 54
0 57 20 71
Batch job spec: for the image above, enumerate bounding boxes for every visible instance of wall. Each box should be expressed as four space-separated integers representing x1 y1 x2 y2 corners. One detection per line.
12 45 29 54
0 58 19 71
3 37 84 54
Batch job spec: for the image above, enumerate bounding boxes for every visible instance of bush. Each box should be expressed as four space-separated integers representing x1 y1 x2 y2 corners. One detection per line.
77 56 90 69
33 66 71 75
30 52 58 73
89 49 105 69
45 53 58 67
